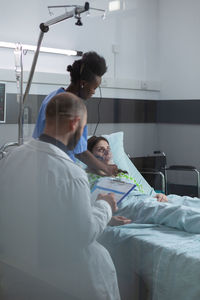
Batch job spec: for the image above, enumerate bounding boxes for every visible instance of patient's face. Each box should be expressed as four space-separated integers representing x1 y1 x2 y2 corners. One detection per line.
92 140 112 164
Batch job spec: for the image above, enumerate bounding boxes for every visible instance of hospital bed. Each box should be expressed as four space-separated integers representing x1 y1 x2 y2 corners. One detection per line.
97 131 200 300
1 132 200 300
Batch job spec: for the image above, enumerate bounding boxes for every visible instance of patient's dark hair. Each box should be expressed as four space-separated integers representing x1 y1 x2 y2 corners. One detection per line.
67 51 107 84
88 135 128 174
87 136 109 153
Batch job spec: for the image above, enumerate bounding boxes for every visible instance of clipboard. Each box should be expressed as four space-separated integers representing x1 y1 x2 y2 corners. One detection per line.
91 177 136 204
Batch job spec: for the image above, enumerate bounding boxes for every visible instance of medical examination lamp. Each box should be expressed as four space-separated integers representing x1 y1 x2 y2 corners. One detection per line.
0 2 90 157
22 2 90 113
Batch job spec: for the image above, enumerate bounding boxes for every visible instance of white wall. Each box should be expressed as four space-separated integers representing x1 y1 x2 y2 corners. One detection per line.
157 123 200 184
157 123 200 165
159 0 200 100
0 123 158 159
87 123 158 157
157 0 200 172
0 0 160 94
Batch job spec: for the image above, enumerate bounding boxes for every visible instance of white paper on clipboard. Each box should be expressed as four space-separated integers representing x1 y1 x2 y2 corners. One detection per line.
91 177 136 204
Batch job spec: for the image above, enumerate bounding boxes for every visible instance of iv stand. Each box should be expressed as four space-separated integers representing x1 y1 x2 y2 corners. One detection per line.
0 2 89 158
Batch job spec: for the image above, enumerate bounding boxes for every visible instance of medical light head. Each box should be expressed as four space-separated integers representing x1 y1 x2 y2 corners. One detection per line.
75 15 83 26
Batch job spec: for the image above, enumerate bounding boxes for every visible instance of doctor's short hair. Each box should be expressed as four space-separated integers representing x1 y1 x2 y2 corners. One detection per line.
45 92 86 122
67 51 107 84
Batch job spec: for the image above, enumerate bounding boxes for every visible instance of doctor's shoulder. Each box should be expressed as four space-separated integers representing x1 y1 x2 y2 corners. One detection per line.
63 158 89 182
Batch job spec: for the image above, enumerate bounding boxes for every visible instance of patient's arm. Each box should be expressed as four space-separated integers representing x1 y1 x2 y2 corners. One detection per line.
108 216 132 226
76 150 118 176
154 193 168 202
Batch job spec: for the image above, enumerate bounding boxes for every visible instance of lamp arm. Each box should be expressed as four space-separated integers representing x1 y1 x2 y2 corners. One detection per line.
44 2 89 27
23 2 89 105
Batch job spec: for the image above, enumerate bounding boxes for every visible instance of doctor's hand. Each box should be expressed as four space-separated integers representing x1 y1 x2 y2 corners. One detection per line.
155 193 168 202
97 193 118 213
108 216 132 227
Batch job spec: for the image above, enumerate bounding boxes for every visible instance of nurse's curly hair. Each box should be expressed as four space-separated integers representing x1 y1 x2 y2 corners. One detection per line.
67 51 107 84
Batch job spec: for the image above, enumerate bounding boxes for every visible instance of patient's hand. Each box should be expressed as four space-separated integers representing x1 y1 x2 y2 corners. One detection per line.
108 216 132 226
155 193 168 202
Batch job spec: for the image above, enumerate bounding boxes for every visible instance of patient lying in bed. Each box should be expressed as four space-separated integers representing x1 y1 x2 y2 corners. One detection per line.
87 136 168 200
86 134 200 233
87 135 168 226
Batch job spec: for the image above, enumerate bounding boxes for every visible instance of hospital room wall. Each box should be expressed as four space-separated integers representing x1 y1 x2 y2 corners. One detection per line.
156 0 200 171
159 0 200 100
0 123 158 158
0 0 160 157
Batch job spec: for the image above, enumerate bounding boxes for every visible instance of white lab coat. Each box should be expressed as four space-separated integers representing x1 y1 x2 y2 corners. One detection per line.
0 139 120 300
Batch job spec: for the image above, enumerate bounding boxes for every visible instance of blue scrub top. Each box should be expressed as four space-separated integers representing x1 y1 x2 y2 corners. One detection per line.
32 87 88 161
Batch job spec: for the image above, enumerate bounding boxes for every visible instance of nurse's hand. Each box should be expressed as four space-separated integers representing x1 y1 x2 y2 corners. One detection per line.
108 216 132 226
105 164 118 176
155 193 168 202
97 192 118 212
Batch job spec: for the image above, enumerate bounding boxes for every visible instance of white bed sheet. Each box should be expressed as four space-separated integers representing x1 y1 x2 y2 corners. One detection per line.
99 222 200 300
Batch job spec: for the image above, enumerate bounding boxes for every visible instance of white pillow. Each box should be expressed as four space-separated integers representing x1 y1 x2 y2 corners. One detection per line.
102 132 155 196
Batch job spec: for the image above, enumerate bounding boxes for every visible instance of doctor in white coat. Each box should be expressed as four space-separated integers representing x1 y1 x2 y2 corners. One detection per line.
0 92 121 300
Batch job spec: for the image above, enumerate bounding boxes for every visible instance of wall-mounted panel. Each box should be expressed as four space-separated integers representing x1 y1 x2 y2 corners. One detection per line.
5 94 45 124
157 100 200 124
5 94 157 124
5 94 200 125
86 98 157 123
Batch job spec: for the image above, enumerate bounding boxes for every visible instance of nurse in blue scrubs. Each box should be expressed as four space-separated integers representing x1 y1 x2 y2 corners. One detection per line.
33 51 118 176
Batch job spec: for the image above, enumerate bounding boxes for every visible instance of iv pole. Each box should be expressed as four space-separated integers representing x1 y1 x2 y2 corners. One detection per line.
0 2 89 157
